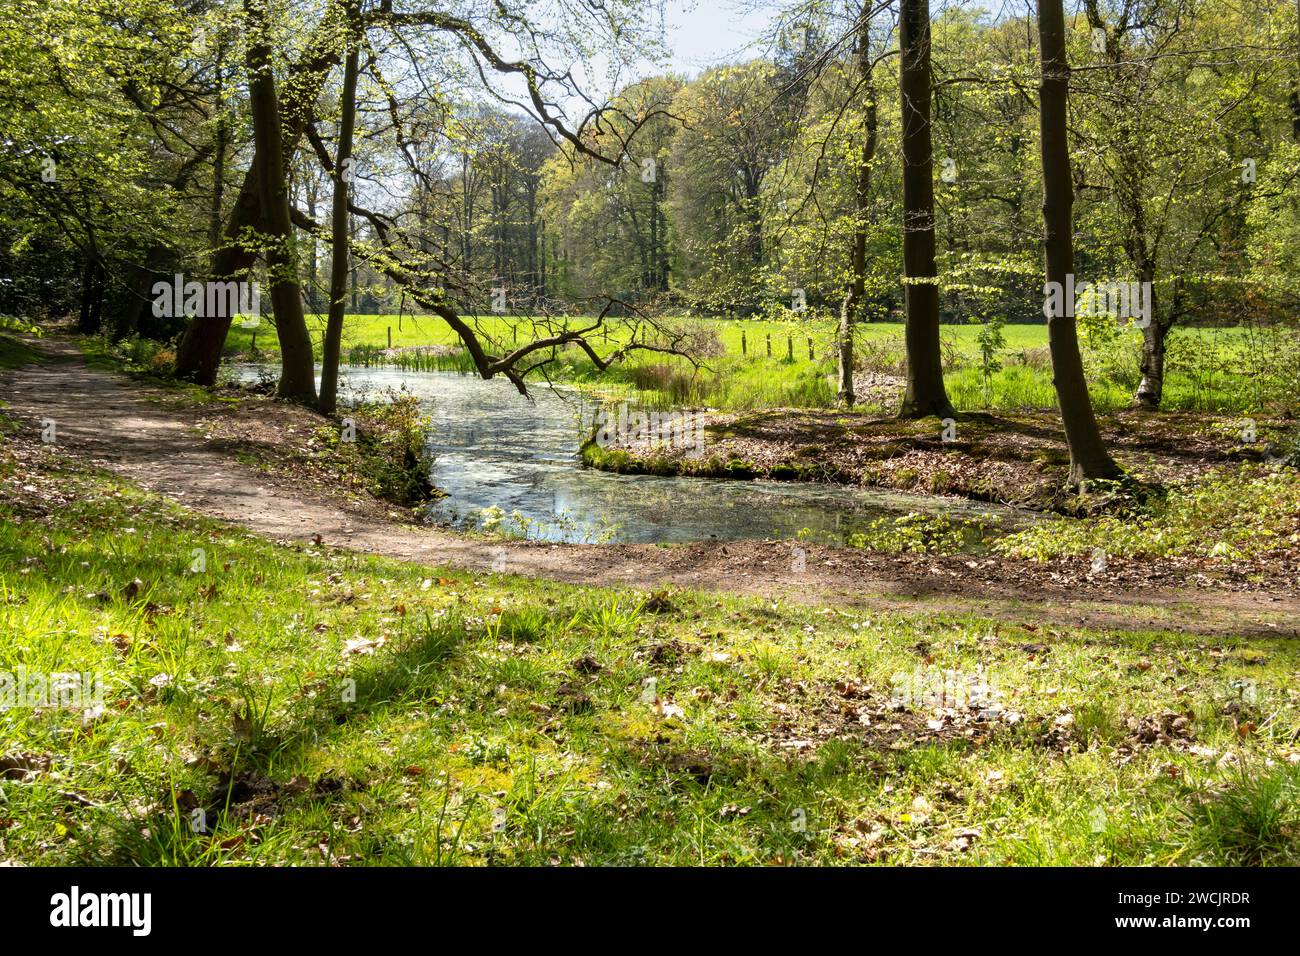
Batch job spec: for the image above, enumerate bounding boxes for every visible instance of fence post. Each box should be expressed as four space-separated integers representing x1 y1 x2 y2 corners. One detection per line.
787 335 793 360
766 333 772 357
387 326 392 349
741 330 747 356
808 337 814 360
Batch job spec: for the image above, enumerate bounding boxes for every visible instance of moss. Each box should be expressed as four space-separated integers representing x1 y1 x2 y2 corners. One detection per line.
724 459 757 479
892 467 919 487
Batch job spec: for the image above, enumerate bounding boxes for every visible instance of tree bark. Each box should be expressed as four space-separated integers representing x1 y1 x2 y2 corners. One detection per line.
210 41 227 251
837 297 855 406
121 244 170 340
1291 0 1300 141
840 5 880 408
1133 270 1168 408
1037 0 1122 488
78 256 102 334
175 1 343 385
245 0 316 403
319 29 360 415
897 0 955 419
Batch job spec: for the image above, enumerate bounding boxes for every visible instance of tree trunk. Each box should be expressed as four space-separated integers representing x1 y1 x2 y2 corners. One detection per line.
175 0 343 385
837 298 855 407
897 0 955 419
1133 273 1168 408
210 41 227 251
319 30 360 415
1037 0 1122 488
121 244 169 340
78 256 101 334
840 5 880 408
305 177 320 312
350 217 359 310
1291 0 1300 141
245 0 315 403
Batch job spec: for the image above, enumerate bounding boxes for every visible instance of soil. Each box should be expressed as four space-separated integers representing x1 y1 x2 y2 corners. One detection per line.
2 336 1297 639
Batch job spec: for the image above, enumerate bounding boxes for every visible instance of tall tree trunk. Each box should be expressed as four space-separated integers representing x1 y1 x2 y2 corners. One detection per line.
319 30 360 415
897 0 954 419
210 41 227 251
245 0 316 403
1291 0 1300 141
461 152 474 273
305 177 320 312
840 5 880 408
655 166 669 291
350 217 359 310
175 0 344 385
539 219 548 297
1038 0 1122 488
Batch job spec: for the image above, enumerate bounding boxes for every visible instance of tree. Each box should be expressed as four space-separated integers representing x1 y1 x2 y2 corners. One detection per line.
1074 0 1277 409
175 0 346 386
244 0 315 403
897 0 955 418
319 3 360 415
542 77 681 300
667 61 798 308
1037 0 1122 488
839 7 883 407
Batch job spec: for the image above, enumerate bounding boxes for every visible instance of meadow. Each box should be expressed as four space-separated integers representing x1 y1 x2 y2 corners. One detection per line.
222 313 1297 416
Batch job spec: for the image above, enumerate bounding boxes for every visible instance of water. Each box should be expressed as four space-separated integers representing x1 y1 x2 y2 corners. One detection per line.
226 365 1030 546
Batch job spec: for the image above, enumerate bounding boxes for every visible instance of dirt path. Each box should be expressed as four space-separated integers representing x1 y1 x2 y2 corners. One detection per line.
2 338 1296 638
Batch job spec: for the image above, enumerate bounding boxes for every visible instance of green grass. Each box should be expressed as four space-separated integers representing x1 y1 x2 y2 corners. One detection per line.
0 332 44 370
223 313 1295 416
3 436 1299 866
998 465 1300 562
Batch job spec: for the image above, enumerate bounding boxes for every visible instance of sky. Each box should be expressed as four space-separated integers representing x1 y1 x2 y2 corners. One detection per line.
660 0 783 75
480 0 787 126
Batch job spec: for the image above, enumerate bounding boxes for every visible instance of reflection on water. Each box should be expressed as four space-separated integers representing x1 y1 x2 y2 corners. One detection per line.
226 364 1029 545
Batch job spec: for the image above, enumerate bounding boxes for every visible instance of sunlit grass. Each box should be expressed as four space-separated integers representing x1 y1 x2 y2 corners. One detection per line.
223 313 1283 416
2 440 1297 866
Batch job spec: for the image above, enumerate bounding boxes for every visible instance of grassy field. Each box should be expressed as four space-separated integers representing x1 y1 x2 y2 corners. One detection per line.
3 431 1298 866
223 313 1295 416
